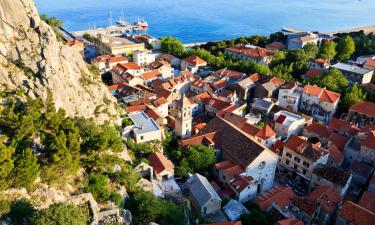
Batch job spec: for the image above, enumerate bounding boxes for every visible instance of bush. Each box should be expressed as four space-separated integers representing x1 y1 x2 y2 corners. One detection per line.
84 174 111 202
31 203 89 225
0 199 11 218
9 200 35 225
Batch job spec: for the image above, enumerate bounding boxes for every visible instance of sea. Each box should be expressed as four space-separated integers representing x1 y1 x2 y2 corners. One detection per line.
34 0 375 43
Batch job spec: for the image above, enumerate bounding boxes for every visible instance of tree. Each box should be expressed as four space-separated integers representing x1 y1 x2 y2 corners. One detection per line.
341 83 366 111
313 68 349 93
336 35 355 61
175 145 215 176
0 138 14 190
319 41 337 60
31 203 89 225
303 43 319 59
9 200 35 225
161 36 185 57
84 174 111 202
125 191 185 225
10 148 40 189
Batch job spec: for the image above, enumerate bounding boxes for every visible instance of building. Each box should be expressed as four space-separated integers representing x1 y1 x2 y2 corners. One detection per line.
280 135 329 182
181 116 278 193
223 199 249 221
112 62 145 77
331 63 374 84
133 50 156 66
336 201 375 225
287 33 318 50
186 173 222 216
251 98 275 116
364 59 375 70
150 61 174 79
159 53 181 68
181 55 207 73
277 83 303 112
274 111 306 139
95 34 145 56
349 160 374 186
93 55 128 73
229 175 256 203
225 45 273 65
133 34 161 49
311 165 352 197
293 186 341 225
170 94 192 138
265 41 286 51
301 85 341 123
254 77 285 99
124 112 162 143
347 102 375 127
141 70 163 84
302 123 331 146
148 152 174 182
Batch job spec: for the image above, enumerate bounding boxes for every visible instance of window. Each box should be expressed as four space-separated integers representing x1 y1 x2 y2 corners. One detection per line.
285 159 290 165
294 164 298 170
140 136 144 140
286 153 292 158
303 169 307 175
302 161 310 168
294 157 301 163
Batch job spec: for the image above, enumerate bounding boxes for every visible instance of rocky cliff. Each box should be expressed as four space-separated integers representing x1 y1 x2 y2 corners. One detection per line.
0 0 121 123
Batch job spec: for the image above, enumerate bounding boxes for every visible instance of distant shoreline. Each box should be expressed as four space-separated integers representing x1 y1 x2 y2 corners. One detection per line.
328 25 375 35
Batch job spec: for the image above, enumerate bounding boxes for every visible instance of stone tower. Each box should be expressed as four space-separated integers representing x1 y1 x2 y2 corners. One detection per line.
174 94 192 138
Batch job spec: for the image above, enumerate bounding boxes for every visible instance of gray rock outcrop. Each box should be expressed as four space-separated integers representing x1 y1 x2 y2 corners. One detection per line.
0 0 121 124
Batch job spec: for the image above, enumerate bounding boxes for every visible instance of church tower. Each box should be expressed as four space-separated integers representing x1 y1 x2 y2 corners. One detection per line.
174 94 192 138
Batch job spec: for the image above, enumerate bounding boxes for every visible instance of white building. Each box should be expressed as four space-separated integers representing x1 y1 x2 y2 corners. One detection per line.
181 55 207 74
274 111 305 139
125 112 162 143
278 83 303 112
301 85 341 124
331 62 374 84
133 50 156 66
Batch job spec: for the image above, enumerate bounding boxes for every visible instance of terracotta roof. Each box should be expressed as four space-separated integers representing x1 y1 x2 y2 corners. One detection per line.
305 68 323 79
160 53 177 62
201 116 267 167
284 135 328 161
248 73 262 82
183 55 207 66
208 98 231 111
141 69 162 80
350 102 375 117
150 78 165 89
216 105 240 117
255 186 295 211
148 152 174 175
180 132 218 147
314 165 350 186
219 113 260 137
304 123 331 138
214 160 235 170
328 118 359 136
193 92 212 104
275 114 287 124
67 39 84 47
226 45 273 59
150 60 171 69
275 219 304 225
338 201 375 225
152 97 168 107
359 191 375 213
303 85 340 103
255 124 276 139
270 140 284 154
144 106 163 121
121 62 142 70
212 68 245 80
126 104 147 113
265 41 286 51
194 123 207 130
296 186 341 215
223 164 245 181
364 59 375 68
153 87 173 100
328 144 344 164
362 132 375 149
231 175 254 192
109 55 128 63
328 133 349 151
213 79 229 89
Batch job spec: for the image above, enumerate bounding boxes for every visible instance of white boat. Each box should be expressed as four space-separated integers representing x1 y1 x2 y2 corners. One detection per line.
134 18 148 29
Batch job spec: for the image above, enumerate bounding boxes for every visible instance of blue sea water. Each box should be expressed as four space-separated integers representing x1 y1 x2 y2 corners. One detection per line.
35 0 375 43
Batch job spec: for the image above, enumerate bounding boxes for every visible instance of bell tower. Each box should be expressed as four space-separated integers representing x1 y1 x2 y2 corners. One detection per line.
174 94 192 138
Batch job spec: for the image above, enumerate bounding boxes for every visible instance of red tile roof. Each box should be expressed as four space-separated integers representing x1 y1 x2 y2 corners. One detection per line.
160 53 178 62
231 175 253 192
365 59 375 68
362 132 375 149
276 114 287 124
141 69 162 80
223 164 244 181
304 123 331 138
328 133 349 151
304 85 340 103
108 55 128 64
328 144 344 164
265 41 286 51
180 131 218 147
270 140 284 154
183 55 207 66
328 118 359 136
121 62 143 70
213 79 230 89
285 135 327 161
214 160 235 170
359 191 375 213
226 45 273 59
350 102 375 117
208 98 232 111
212 68 245 80
126 104 147 113
144 106 163 121
256 124 276 139
338 201 375 225
255 186 295 211
193 92 212 104
148 152 174 175
216 105 240 117
305 68 324 79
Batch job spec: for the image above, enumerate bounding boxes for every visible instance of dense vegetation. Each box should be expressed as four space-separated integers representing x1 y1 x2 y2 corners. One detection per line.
161 31 375 113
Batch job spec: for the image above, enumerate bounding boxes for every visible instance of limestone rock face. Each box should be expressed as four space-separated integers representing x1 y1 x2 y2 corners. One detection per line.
0 0 121 124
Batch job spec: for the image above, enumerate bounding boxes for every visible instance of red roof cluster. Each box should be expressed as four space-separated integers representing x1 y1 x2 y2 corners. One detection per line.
183 55 207 66
350 102 375 117
338 201 375 225
305 68 324 79
148 152 174 175
226 45 273 59
255 186 295 211
304 85 341 103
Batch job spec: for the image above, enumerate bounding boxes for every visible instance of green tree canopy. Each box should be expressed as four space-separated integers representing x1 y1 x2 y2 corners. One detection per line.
303 43 319 59
341 83 366 111
0 138 14 190
319 41 337 60
175 145 216 176
336 35 355 61
161 36 185 57
31 203 89 225
312 68 349 93
10 148 39 189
